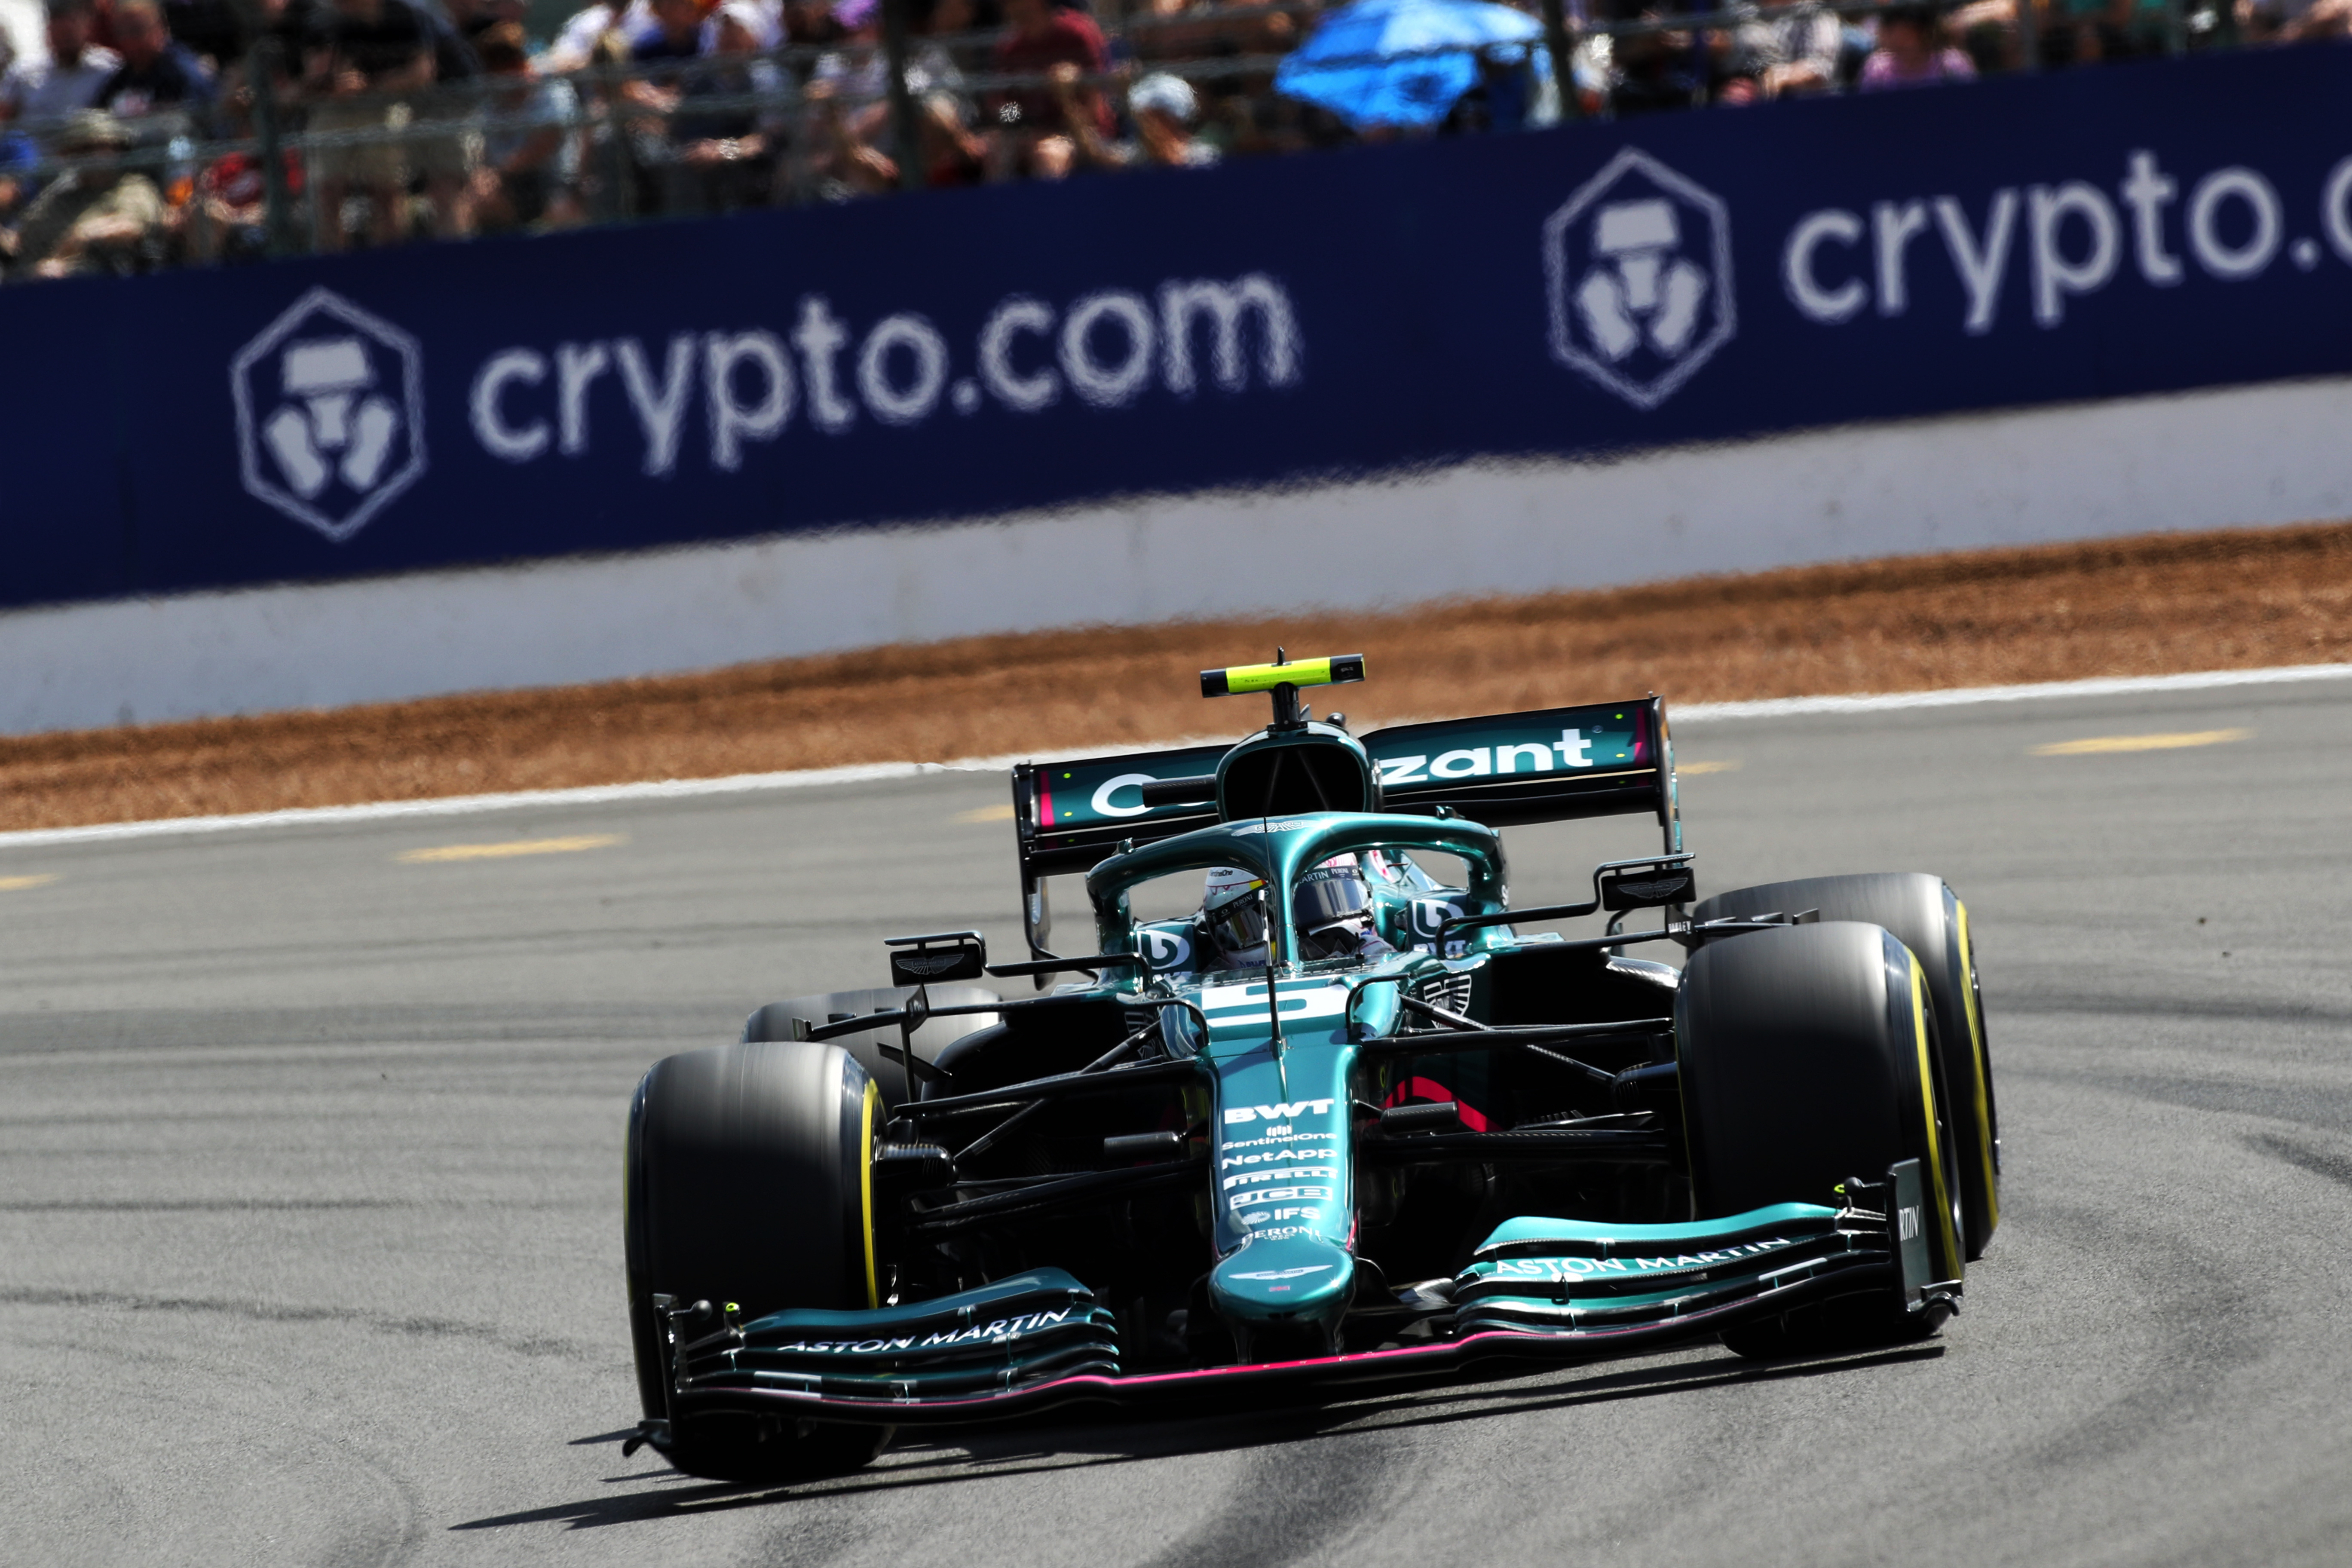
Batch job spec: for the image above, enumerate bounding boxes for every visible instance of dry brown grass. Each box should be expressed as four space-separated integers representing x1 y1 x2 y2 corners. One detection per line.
5 520 2349 833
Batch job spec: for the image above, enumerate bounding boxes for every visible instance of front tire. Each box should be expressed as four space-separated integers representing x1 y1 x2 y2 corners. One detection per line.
624 1040 890 1481
1676 920 1963 1357
1694 873 1998 1260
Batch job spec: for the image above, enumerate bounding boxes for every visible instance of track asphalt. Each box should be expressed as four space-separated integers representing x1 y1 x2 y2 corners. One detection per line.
5 672 2349 1567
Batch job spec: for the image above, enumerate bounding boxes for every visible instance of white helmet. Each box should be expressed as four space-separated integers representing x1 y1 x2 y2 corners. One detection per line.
1200 866 1269 965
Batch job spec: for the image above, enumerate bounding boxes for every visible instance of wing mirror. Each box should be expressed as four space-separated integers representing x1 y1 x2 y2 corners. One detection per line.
1597 861 1697 913
886 930 988 986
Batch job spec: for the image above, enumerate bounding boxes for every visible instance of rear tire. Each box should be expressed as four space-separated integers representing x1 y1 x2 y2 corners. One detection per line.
1694 873 1998 1260
624 1040 891 1481
1676 921 1963 1358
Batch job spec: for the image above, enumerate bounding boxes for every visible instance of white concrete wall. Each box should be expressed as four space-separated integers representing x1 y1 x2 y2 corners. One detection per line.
8 374 2351 735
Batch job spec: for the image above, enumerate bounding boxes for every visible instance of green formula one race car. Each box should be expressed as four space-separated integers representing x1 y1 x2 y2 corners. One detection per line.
622 655 2001 1481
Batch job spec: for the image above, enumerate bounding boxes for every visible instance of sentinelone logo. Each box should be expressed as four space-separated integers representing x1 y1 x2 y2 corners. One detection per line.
468 277 1301 475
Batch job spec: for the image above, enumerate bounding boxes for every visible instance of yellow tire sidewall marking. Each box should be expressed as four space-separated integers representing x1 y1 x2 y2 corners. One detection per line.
859 1078 880 1309
1954 898 1999 1231
1908 953 1963 1281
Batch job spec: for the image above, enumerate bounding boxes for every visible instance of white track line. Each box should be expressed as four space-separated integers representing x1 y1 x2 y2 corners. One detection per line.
1670 662 2352 721
0 760 1025 852
4 662 2348 853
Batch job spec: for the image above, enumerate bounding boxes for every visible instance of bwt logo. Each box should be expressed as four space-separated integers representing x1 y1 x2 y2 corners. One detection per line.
1544 147 1736 410
1222 1099 1336 1124
232 287 427 541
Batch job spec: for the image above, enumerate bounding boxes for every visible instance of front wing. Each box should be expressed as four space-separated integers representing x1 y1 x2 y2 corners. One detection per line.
637 1164 1949 1438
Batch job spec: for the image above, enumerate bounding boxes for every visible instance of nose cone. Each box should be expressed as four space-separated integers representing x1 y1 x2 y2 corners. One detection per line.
1210 1231 1354 1359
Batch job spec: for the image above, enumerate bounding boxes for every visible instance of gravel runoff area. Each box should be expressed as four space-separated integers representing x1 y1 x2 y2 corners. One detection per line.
5 520 2349 833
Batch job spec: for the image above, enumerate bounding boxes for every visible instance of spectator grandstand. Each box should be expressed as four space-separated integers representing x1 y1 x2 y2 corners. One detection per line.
0 0 2333 278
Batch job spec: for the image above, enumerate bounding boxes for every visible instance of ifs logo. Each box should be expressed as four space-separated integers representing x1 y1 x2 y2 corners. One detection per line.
1543 148 1736 410
231 287 426 541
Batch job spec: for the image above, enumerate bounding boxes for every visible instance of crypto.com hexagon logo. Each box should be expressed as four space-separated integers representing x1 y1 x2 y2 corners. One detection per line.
1543 147 1736 410
230 286 426 541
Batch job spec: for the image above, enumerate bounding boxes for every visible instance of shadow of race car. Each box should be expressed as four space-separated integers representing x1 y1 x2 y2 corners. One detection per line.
621 654 2001 1480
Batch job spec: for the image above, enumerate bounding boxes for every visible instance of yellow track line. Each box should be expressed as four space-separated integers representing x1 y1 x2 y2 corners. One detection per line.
2032 728 2251 756
397 833 624 864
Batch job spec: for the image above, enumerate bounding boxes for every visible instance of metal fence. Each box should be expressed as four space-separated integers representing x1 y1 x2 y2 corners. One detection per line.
0 0 2288 282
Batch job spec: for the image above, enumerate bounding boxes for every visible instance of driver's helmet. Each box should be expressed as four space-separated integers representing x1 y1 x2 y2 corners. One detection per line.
1200 865 1270 967
1294 855 1377 961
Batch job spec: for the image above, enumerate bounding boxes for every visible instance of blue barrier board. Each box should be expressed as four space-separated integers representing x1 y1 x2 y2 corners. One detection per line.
5 43 2351 612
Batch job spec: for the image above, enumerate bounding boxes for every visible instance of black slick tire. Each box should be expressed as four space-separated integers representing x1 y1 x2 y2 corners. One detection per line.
624 1039 890 1482
1675 920 1963 1358
1693 873 1999 1261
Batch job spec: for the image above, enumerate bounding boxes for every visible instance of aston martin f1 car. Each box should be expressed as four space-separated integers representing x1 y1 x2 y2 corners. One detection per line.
622 655 2001 1481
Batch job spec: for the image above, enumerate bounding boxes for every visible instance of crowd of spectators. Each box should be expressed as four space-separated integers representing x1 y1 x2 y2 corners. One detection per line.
0 0 2337 278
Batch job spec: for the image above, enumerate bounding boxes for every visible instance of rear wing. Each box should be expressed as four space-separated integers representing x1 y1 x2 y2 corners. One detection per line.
1364 699 1673 833
1011 698 1679 956
1013 742 1235 882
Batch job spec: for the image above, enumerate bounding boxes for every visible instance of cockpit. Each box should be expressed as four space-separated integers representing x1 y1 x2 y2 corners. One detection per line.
1121 842 1478 979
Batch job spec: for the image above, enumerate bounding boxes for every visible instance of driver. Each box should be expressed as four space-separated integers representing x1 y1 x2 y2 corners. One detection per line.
1293 856 1396 963
1195 858 1396 971
1197 865 1271 971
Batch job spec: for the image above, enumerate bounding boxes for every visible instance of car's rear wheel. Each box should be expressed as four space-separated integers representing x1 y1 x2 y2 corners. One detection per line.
1694 873 1998 1260
624 1039 891 1481
1675 920 1963 1359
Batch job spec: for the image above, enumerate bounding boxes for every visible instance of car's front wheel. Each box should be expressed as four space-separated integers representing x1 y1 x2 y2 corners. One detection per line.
1694 873 1998 1260
1675 919 1963 1359
624 1039 891 1481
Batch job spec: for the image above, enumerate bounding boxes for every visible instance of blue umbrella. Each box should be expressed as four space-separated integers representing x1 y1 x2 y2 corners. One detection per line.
1274 0 1546 130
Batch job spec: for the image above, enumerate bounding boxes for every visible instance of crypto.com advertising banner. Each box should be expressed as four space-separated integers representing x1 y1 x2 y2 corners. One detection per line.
9 43 2352 611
